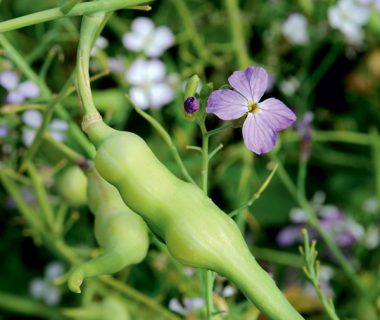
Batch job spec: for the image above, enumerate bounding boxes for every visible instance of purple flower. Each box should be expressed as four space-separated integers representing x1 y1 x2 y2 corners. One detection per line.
206 66 296 154
184 96 200 113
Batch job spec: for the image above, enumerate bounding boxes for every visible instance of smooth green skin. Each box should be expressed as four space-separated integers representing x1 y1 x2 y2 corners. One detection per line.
85 121 305 320
56 166 88 207
68 168 149 293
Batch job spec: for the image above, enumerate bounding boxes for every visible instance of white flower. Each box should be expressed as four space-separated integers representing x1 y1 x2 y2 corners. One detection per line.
279 76 300 96
362 197 379 214
328 0 370 45
90 36 109 57
282 13 309 45
125 58 174 109
0 71 40 104
21 110 68 146
169 297 204 316
363 226 379 249
29 261 65 306
122 17 174 57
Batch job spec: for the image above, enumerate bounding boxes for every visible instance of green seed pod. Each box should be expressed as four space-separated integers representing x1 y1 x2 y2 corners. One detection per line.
83 120 304 320
56 166 88 207
68 167 149 293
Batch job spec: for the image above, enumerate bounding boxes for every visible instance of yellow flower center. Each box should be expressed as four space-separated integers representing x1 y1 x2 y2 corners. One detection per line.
248 100 259 113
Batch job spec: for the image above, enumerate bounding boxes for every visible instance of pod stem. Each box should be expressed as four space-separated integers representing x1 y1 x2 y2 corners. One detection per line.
221 254 305 320
68 250 128 293
77 12 108 119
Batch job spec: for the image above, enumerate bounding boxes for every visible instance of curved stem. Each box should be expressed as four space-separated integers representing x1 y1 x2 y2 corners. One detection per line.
77 13 108 118
0 0 150 33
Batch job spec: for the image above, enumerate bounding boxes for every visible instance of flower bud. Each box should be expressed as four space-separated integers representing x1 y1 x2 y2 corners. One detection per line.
184 96 200 114
184 74 200 99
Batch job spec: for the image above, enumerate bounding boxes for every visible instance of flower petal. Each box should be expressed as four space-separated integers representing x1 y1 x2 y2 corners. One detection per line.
6 91 25 104
242 113 277 154
145 26 174 57
148 82 174 109
258 98 296 131
18 80 40 99
130 17 155 36
49 119 68 132
228 66 268 102
22 128 36 146
206 89 248 120
125 59 146 85
0 71 19 91
122 32 146 52
22 110 42 128
130 86 149 109
146 59 166 82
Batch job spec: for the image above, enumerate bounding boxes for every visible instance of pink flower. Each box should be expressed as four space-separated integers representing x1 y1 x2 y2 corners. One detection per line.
206 66 296 154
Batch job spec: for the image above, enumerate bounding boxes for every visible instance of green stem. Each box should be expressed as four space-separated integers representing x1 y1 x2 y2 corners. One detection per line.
100 277 181 320
199 121 214 319
274 160 364 292
200 122 210 193
369 127 380 201
303 43 341 99
252 246 304 268
60 0 83 14
19 70 74 171
0 34 95 159
0 291 59 318
224 0 250 69
206 122 234 137
0 170 45 234
26 162 57 233
77 12 108 118
286 130 371 146
128 97 196 185
296 157 308 199
169 0 208 61
0 0 150 33
43 133 90 167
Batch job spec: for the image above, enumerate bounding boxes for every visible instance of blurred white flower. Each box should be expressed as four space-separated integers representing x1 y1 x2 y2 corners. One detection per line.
122 17 174 57
328 0 370 45
363 226 379 249
21 110 68 146
362 197 379 214
279 76 300 96
90 36 109 57
282 13 309 45
107 57 126 74
0 71 40 104
169 297 204 316
125 58 174 109
29 261 65 306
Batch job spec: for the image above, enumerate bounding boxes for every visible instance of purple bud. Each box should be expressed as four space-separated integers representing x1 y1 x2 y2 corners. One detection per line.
184 96 200 113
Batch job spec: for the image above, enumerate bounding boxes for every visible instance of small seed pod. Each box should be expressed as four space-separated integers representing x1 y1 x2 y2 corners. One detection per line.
67 167 149 293
56 166 88 207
